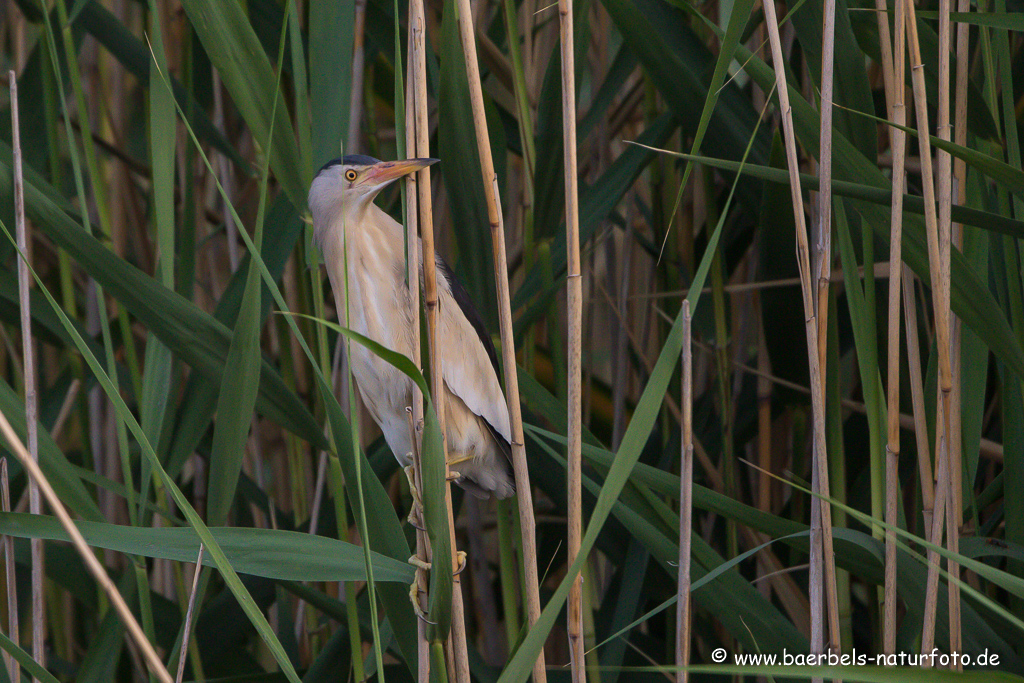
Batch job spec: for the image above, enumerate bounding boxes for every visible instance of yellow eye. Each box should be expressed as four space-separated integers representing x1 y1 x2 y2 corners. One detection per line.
345 169 358 181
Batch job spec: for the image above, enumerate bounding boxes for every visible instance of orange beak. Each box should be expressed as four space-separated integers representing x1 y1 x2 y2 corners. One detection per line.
365 158 439 185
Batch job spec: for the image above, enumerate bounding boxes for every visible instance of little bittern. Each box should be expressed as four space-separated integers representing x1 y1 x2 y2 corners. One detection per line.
308 155 514 499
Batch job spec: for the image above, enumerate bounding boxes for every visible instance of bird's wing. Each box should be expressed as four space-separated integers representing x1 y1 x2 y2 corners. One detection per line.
435 256 513 447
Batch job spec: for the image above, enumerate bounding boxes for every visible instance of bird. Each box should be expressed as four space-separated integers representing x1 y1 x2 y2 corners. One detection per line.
308 155 515 500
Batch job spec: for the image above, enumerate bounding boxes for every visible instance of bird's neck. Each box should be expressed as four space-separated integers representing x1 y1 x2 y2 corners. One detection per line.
321 202 410 330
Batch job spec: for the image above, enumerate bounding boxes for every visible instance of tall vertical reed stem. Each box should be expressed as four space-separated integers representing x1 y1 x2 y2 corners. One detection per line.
815 1 839 668
410 0 472 677
939 0 963 660
675 301 693 683
404 14 431 681
174 545 204 683
816 0 834 385
950 1 970 654
348 0 368 153
905 0 955 657
452 1 548 680
759 1 841 663
881 0 907 655
557 0 585 678
10 73 45 677
902 272 934 525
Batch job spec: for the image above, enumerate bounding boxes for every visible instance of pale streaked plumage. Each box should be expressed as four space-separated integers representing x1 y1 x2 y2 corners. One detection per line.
308 156 514 499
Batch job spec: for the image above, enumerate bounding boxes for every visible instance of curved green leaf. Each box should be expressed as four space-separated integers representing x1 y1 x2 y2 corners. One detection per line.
0 512 414 583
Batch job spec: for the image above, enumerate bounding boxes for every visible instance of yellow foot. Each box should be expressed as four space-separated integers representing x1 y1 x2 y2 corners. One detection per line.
454 550 468 576
407 560 434 623
409 552 468 577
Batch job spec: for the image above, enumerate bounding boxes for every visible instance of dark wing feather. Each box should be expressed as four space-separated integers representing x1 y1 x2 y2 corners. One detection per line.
436 258 512 461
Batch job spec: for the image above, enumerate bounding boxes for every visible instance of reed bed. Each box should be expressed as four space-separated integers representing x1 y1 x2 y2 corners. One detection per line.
1 0 1023 681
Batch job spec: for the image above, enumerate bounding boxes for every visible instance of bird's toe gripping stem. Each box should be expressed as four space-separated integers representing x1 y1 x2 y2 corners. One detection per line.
406 551 468 622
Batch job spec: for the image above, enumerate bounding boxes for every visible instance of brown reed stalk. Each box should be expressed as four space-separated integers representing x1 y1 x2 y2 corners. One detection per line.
873 0 896 109
611 219 632 450
404 18 432 680
902 273 934 525
675 300 693 683
815 0 834 394
452 1 548 680
952 0 970 517
883 72 907 663
759 2 842 663
347 0 368 153
10 73 45 680
876 0 908 655
174 544 204 683
48 379 81 444
947 0 971 661
815 2 838 668
921 431 950 658
413 0 472 675
1 459 18 683
904 0 955 657
757 307 772 527
556 0 584 677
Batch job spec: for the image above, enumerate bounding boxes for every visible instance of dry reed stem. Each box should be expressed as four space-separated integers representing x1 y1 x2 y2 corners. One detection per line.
404 19 432 680
174 544 204 683
405 7 434 679
873 0 896 113
815 0 834 400
947 0 971 660
212 72 239 273
814 1 839 669
952 0 969 523
611 219 632 450
813 11 836 670
904 0 955 657
675 301 693 683
901 272 934 517
879 0 907 655
556 0 585 677
921 435 949 658
412 0 472 675
48 378 81 444
1 459 18 683
757 305 772 528
452 1 547 680
0 405 173 683
10 73 45 682
759 0 842 663
347 0 368 153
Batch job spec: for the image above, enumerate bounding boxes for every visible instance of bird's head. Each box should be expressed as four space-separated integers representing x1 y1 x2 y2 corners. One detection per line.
308 155 438 246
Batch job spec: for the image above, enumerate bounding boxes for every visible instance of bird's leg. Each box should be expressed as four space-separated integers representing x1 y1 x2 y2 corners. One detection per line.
403 406 432 622
446 451 477 482
408 556 433 622
454 550 468 575
404 465 425 529
403 406 425 528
